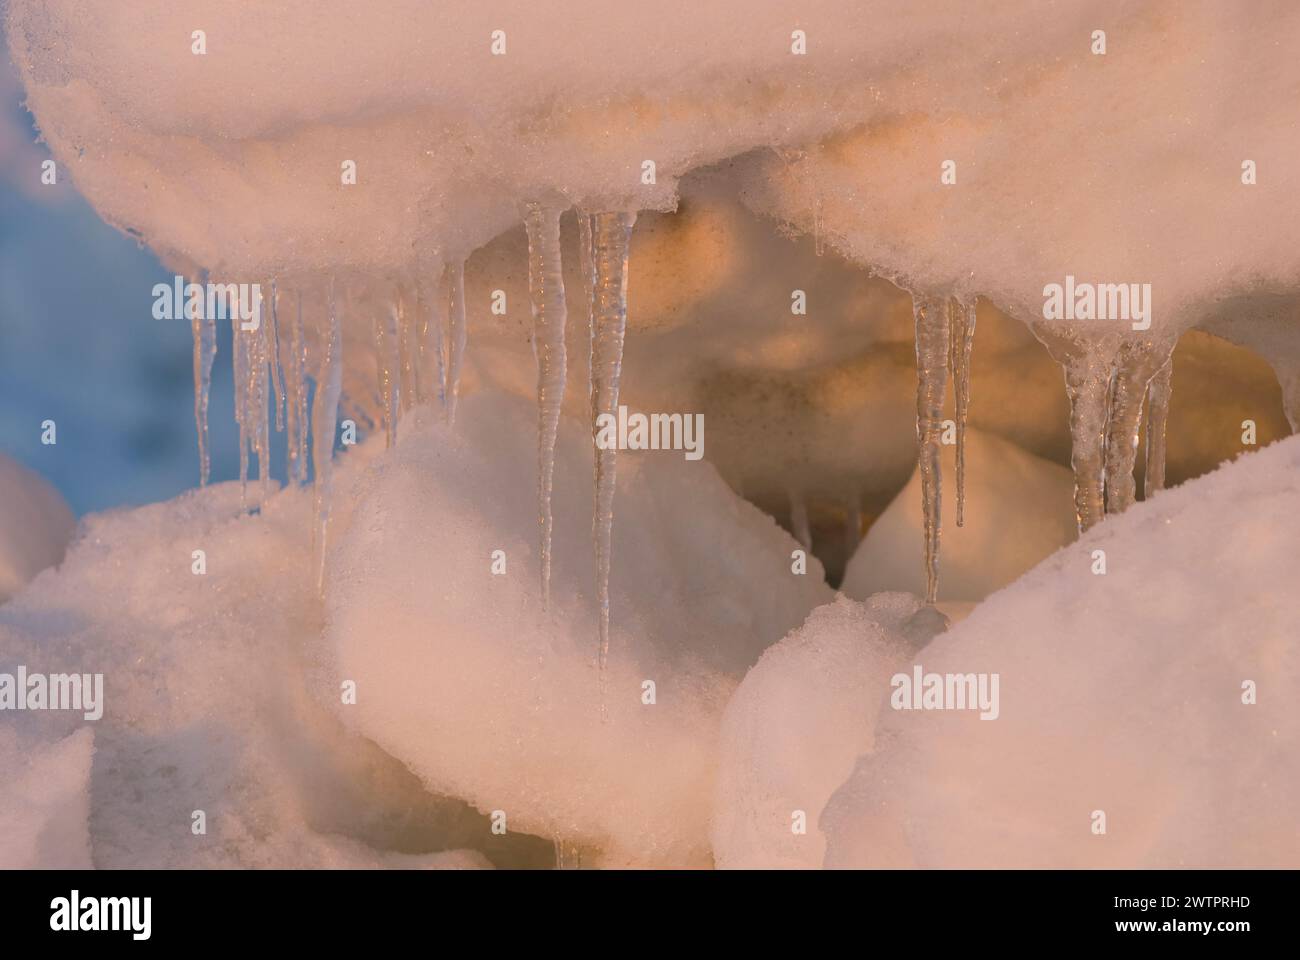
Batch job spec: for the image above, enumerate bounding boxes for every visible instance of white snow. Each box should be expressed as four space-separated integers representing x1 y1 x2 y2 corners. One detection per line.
324 391 832 866
711 593 944 869
823 434 1300 868
0 726 94 868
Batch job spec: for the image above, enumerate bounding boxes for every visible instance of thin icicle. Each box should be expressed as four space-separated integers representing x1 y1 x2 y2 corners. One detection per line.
445 260 468 425
269 279 286 433
189 275 216 487
231 306 250 505
523 201 569 609
913 294 950 604
253 289 272 501
1104 336 1174 514
789 491 813 552
282 290 309 485
312 283 343 595
1143 354 1174 497
374 301 399 447
419 270 448 412
578 212 596 404
948 298 977 527
589 210 635 675
397 291 418 413
1032 324 1118 532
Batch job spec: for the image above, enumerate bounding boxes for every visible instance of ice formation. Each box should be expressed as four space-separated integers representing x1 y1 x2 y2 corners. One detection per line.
3 0 1299 870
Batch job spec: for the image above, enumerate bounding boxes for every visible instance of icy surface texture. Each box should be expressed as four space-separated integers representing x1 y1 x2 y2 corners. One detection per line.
842 430 1077 604
324 391 832 866
711 593 944 869
0 453 76 602
823 434 1300 868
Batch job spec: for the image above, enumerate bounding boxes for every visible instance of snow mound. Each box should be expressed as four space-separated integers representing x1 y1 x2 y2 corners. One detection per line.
324 391 832 867
841 429 1077 604
0 726 94 868
0 471 558 868
823 434 1300 868
0 454 76 602
711 593 944 869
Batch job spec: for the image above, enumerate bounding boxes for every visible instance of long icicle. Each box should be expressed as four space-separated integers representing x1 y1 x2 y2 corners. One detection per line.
589 210 636 676
445 260 468 425
253 288 272 501
283 289 308 486
523 202 568 609
231 301 250 506
948 298 977 527
269 279 286 433
1032 324 1117 532
1104 336 1174 514
913 294 951 604
1143 352 1174 497
313 281 344 595
375 302 398 448
189 274 216 487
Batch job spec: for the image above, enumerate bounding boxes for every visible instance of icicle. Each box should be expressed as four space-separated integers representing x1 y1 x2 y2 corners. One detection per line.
947 299 977 527
374 301 399 448
231 306 250 505
418 271 448 412
578 212 596 405
1142 354 1174 497
588 210 636 675
1104 336 1174 514
189 276 216 487
445 260 468 425
312 283 343 595
523 202 569 609
1032 324 1118 533
269 279 286 433
789 492 813 551
397 290 418 413
253 289 272 500
913 294 950 604
281 290 306 485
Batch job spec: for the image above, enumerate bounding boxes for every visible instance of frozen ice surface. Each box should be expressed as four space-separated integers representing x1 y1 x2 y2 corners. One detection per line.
325 391 832 866
823 434 1300 868
711 593 943 869
0 454 76 602
842 430 1077 604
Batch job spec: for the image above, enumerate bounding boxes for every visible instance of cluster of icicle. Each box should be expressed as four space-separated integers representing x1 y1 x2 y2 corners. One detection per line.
188 202 638 690
908 291 1176 604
